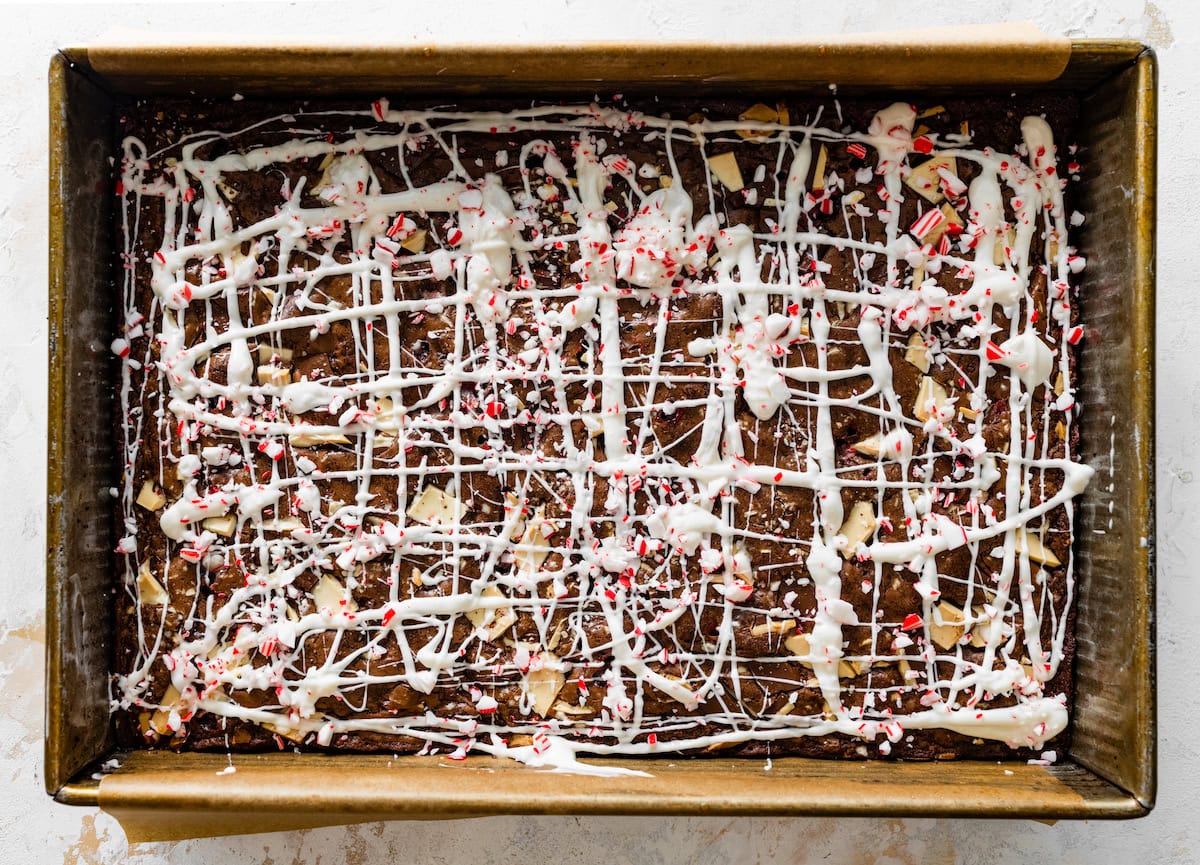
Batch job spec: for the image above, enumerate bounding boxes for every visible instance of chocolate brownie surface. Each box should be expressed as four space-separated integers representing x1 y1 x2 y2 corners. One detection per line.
111 93 1088 764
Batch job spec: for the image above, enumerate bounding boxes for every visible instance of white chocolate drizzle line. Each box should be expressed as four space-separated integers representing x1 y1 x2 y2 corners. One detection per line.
113 100 1091 772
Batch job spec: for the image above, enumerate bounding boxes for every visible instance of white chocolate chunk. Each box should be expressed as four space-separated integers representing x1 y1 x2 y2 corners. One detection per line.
838 660 864 678
149 684 181 736
552 700 595 718
311 575 356 613
465 586 517 641
256 364 291 387
256 344 293 363
546 619 567 652
812 144 829 190
914 376 950 422
785 632 810 659
374 396 402 432
289 430 351 447
736 102 781 140
750 619 796 637
203 514 237 537
904 156 957 204
969 605 993 648
852 434 883 458
1017 528 1062 568
262 516 304 532
406 485 466 526
503 492 526 540
708 151 744 192
400 228 427 253
176 454 201 481
513 507 552 573
136 480 166 512
525 662 565 716
137 560 169 606
838 501 877 559
905 332 931 373
930 602 966 650
262 721 308 743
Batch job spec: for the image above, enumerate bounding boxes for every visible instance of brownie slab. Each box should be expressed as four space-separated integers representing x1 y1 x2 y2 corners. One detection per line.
111 93 1089 765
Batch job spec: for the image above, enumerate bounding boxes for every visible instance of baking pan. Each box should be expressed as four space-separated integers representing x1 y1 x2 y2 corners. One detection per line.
46 35 1156 840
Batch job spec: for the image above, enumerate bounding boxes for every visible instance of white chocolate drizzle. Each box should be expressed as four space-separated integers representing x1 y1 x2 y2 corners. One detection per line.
114 98 1090 772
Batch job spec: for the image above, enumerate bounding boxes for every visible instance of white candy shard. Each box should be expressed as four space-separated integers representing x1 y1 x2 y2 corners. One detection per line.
838 501 877 559
707 151 744 192
256 344 293 363
311 575 356 613
149 684 181 735
905 332 931 373
1016 528 1062 568
136 480 166 512
513 508 552 573
930 602 967 650
202 514 237 537
256 364 291 387
811 144 829 190
751 619 796 637
525 661 565 716
406 485 465 526
137 560 169 606
852 434 883 458
289 429 351 447
914 376 950 422
784 632 814 667
465 585 516 640
904 156 958 204
400 228 427 253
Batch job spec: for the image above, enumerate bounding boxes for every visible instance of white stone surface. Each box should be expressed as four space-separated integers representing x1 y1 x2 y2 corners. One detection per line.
0 0 1190 861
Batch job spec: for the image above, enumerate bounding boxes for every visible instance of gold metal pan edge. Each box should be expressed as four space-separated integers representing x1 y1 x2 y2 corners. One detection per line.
1136 47 1160 813
46 40 1156 829
46 49 70 800
95 753 1145 842
74 38 1072 88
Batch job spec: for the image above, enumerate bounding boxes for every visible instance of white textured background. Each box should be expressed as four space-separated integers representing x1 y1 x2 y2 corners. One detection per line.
0 1 1189 861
